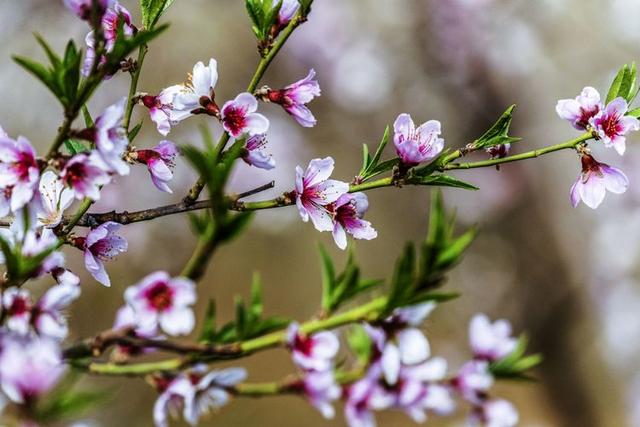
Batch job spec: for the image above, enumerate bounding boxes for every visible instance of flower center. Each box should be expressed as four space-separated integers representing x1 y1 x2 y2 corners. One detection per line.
12 152 36 181
63 162 87 187
223 106 247 135
8 296 31 316
144 281 174 311
601 113 623 138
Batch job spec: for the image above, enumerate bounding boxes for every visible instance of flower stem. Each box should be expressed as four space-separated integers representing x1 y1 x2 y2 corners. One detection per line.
443 132 591 170
77 297 386 376
123 44 148 133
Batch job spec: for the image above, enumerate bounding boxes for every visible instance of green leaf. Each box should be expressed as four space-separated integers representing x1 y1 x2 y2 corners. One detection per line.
36 389 111 423
34 33 62 69
64 139 90 155
139 0 175 29
318 243 336 311
128 121 143 141
415 174 479 190
435 228 477 270
628 107 640 118
250 273 264 319
358 126 393 181
471 105 519 150
606 64 638 104
198 299 217 343
81 105 94 127
13 56 59 99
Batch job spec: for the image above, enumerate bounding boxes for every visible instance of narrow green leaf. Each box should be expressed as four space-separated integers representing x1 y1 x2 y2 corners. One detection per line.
34 33 62 69
250 273 263 318
198 299 217 343
628 107 640 118
607 64 628 104
472 105 517 150
128 121 143 142
64 139 89 155
417 174 479 190
318 243 336 311
139 0 175 29
13 56 59 99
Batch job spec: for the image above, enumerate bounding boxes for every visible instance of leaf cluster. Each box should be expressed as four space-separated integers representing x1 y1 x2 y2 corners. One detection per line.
319 245 383 314
199 274 289 344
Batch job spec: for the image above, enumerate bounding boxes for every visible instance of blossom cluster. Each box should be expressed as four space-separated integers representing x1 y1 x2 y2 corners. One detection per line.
556 87 639 209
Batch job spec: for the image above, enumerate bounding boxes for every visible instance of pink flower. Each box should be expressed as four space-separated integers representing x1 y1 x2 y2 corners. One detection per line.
393 113 444 166
0 134 39 212
453 360 493 404
555 86 603 131
299 370 341 419
329 192 377 250
36 171 74 228
2 288 33 335
111 305 160 358
170 59 220 120
287 322 340 372
295 157 349 232
152 366 246 427
134 140 179 193
570 153 628 209
264 69 321 127
242 134 275 170
0 334 65 404
124 271 196 336
51 267 80 287
367 302 436 385
32 282 81 340
61 153 111 201
469 314 517 362
591 97 640 155
470 399 519 427
184 367 247 425
343 364 394 427
76 221 128 287
396 358 455 422
64 0 111 21
83 1 135 76
142 85 187 136
93 97 130 175
274 0 300 27
221 93 270 138
152 376 195 427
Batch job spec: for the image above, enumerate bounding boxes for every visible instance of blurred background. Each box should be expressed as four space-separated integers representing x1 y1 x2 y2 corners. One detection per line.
0 0 639 425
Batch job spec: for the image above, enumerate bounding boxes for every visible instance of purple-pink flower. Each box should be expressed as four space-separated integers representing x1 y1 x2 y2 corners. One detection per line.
295 157 349 232
0 334 65 404
242 134 275 170
329 192 377 250
570 153 628 209
468 313 517 362
221 93 270 138
367 302 436 385
32 282 81 340
263 69 321 127
453 360 493 404
393 113 444 166
298 370 341 419
169 59 220 122
83 1 135 76
3 283 80 340
124 271 196 336
555 86 602 131
0 134 39 212
591 97 640 155
469 399 519 427
75 221 127 287
142 85 186 136
274 0 300 28
287 322 340 372
93 97 130 175
152 366 246 427
64 0 111 21
134 140 179 193
61 152 111 201
37 171 74 228
2 288 32 335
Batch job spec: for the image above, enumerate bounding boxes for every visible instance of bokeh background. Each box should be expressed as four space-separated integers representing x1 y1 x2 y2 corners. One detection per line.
1 0 639 425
